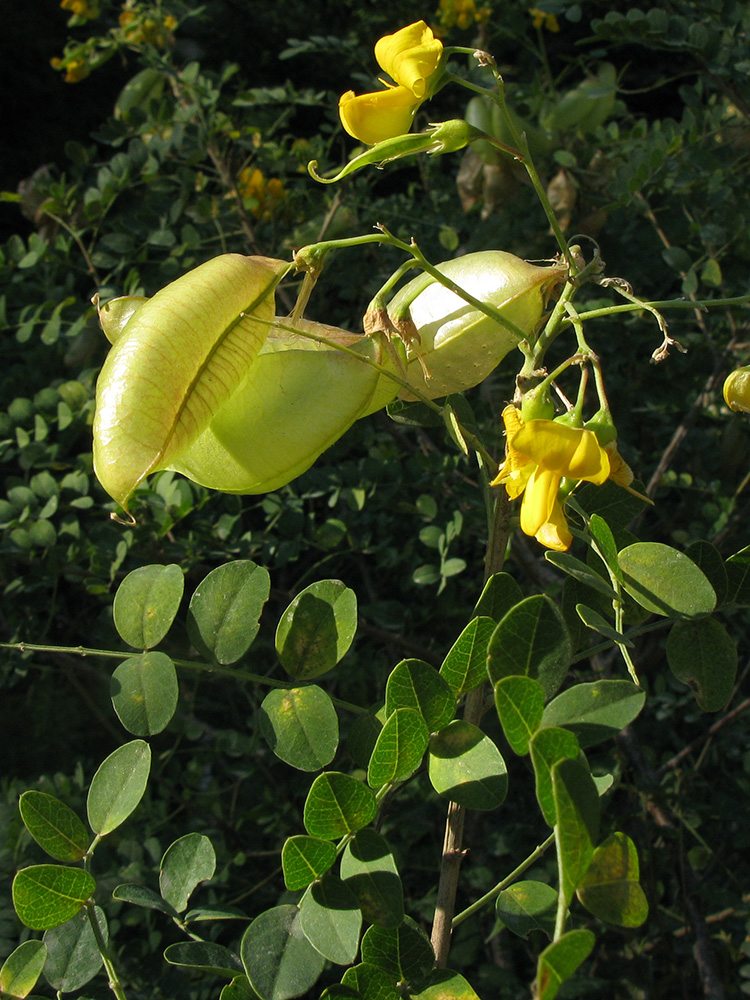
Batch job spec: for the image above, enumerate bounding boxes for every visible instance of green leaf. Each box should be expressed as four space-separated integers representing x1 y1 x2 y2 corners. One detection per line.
12 866 96 930
495 880 557 939
282 836 337 891
666 617 737 711
184 904 247 922
487 596 571 700
576 479 647 531
618 542 716 618
221 976 261 1000
685 540 727 605
544 551 619 601
529 727 580 827
187 560 270 664
304 773 377 840
43 907 106 992
494 676 545 755
725 545 750 605
0 940 47 998
368 708 429 789
320 987 362 1000
112 883 179 917
241 904 325 1000
552 759 600 905
340 829 404 928
113 563 184 649
260 686 339 771
276 580 357 679
473 571 523 621
360 917 433 980
385 659 455 731
536 929 595 1000
18 791 88 862
160 832 216 913
577 832 648 927
575 603 634 647
541 680 646 747
409 969 481 1000
439 617 496 695
428 720 508 810
86 739 151 836
588 514 622 580
298 874 362 965
341 963 400 1000
93 254 287 510
110 652 179 736
165 941 243 977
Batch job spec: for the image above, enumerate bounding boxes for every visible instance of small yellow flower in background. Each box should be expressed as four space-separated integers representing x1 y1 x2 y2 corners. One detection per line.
237 167 286 220
529 7 560 32
492 405 610 551
435 0 491 33
338 21 443 145
61 0 98 18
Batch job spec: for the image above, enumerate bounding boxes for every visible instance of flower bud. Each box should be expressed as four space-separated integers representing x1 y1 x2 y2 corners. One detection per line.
521 386 555 422
723 366 750 413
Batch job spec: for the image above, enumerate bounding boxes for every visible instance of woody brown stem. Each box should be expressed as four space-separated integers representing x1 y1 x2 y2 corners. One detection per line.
430 488 512 965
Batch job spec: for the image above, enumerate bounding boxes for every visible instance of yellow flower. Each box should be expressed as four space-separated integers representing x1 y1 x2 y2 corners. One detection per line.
436 0 491 32
374 21 443 99
529 7 560 31
237 167 286 220
61 0 98 18
492 405 610 551
339 86 420 145
338 21 443 145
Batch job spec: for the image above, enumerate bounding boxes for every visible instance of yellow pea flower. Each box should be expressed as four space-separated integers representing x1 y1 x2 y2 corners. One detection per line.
529 7 560 32
374 21 443 99
492 405 610 551
338 21 443 145
339 86 420 145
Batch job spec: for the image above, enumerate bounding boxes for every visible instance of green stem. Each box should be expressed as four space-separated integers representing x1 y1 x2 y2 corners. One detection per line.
0 642 367 715
566 293 750 325
452 832 555 927
85 901 128 1000
553 825 568 941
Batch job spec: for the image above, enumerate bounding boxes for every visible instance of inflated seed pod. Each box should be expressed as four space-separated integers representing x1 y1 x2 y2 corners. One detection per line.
387 250 567 400
723 366 750 413
93 253 288 511
170 319 400 494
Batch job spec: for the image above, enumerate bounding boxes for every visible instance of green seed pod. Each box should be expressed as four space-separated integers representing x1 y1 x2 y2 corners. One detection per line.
388 250 567 400
723 366 750 413
170 319 400 494
93 253 288 511
96 295 148 345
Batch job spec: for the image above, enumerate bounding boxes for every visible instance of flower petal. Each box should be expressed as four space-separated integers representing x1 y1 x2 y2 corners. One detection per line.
520 466 561 536
374 21 443 98
513 420 609 482
535 500 573 551
339 86 418 145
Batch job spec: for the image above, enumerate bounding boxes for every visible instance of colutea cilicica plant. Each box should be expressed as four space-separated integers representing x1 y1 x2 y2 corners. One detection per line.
6 18 750 1000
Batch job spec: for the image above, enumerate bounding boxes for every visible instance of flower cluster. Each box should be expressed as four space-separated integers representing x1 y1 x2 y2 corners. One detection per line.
237 168 287 221
60 0 99 18
436 0 491 33
339 21 443 145
492 405 632 551
529 7 560 32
